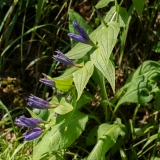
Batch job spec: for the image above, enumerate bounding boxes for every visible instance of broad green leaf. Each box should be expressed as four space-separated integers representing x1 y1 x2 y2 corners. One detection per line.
113 60 160 104
68 9 93 47
104 6 128 27
66 42 93 60
126 60 160 83
51 78 73 92
95 0 114 9
104 6 116 23
66 24 104 60
116 75 157 108
118 7 129 27
33 109 50 121
132 0 146 16
54 97 73 115
49 96 59 105
97 22 120 61
87 123 124 160
73 61 94 100
91 48 115 92
55 67 79 79
33 111 88 160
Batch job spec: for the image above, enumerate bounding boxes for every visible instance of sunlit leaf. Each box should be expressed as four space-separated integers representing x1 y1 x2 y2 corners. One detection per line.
54 97 73 115
73 61 94 100
91 48 115 92
116 75 158 108
87 123 124 160
97 22 120 61
95 0 114 9
33 111 88 160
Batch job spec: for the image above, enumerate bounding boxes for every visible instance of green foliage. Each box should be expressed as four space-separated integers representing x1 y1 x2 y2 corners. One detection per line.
1 0 160 159
73 61 94 100
132 0 146 16
87 123 125 160
33 111 88 160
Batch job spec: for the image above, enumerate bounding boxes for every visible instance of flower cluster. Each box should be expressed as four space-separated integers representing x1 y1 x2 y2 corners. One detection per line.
15 21 91 141
53 50 75 66
53 21 95 66
15 115 43 141
68 20 92 45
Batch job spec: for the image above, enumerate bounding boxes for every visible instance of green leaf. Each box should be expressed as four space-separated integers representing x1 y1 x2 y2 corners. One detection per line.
127 60 160 83
52 78 73 92
91 48 115 92
95 0 114 9
73 61 94 100
54 97 73 115
104 6 128 27
33 109 50 121
117 75 157 107
132 0 146 16
66 24 104 60
118 7 129 27
66 43 93 60
56 67 79 79
97 22 120 61
33 111 88 160
87 123 124 160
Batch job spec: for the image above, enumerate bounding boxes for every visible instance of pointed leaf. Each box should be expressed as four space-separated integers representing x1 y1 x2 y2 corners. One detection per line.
104 6 128 27
56 67 79 79
91 48 115 92
66 25 104 59
96 0 114 9
97 22 120 61
73 61 94 100
52 78 73 92
54 97 73 115
87 123 124 160
117 75 157 107
33 111 88 160
132 0 146 16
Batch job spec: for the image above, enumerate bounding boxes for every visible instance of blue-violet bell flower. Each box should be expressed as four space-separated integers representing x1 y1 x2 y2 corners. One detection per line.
53 50 75 66
39 76 55 88
15 115 43 128
27 95 51 109
68 20 92 45
23 127 43 141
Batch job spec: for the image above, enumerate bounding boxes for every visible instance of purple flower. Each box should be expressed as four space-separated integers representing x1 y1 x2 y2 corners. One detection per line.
39 77 55 88
27 95 51 109
53 50 75 66
23 127 42 141
15 115 43 128
68 20 91 45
